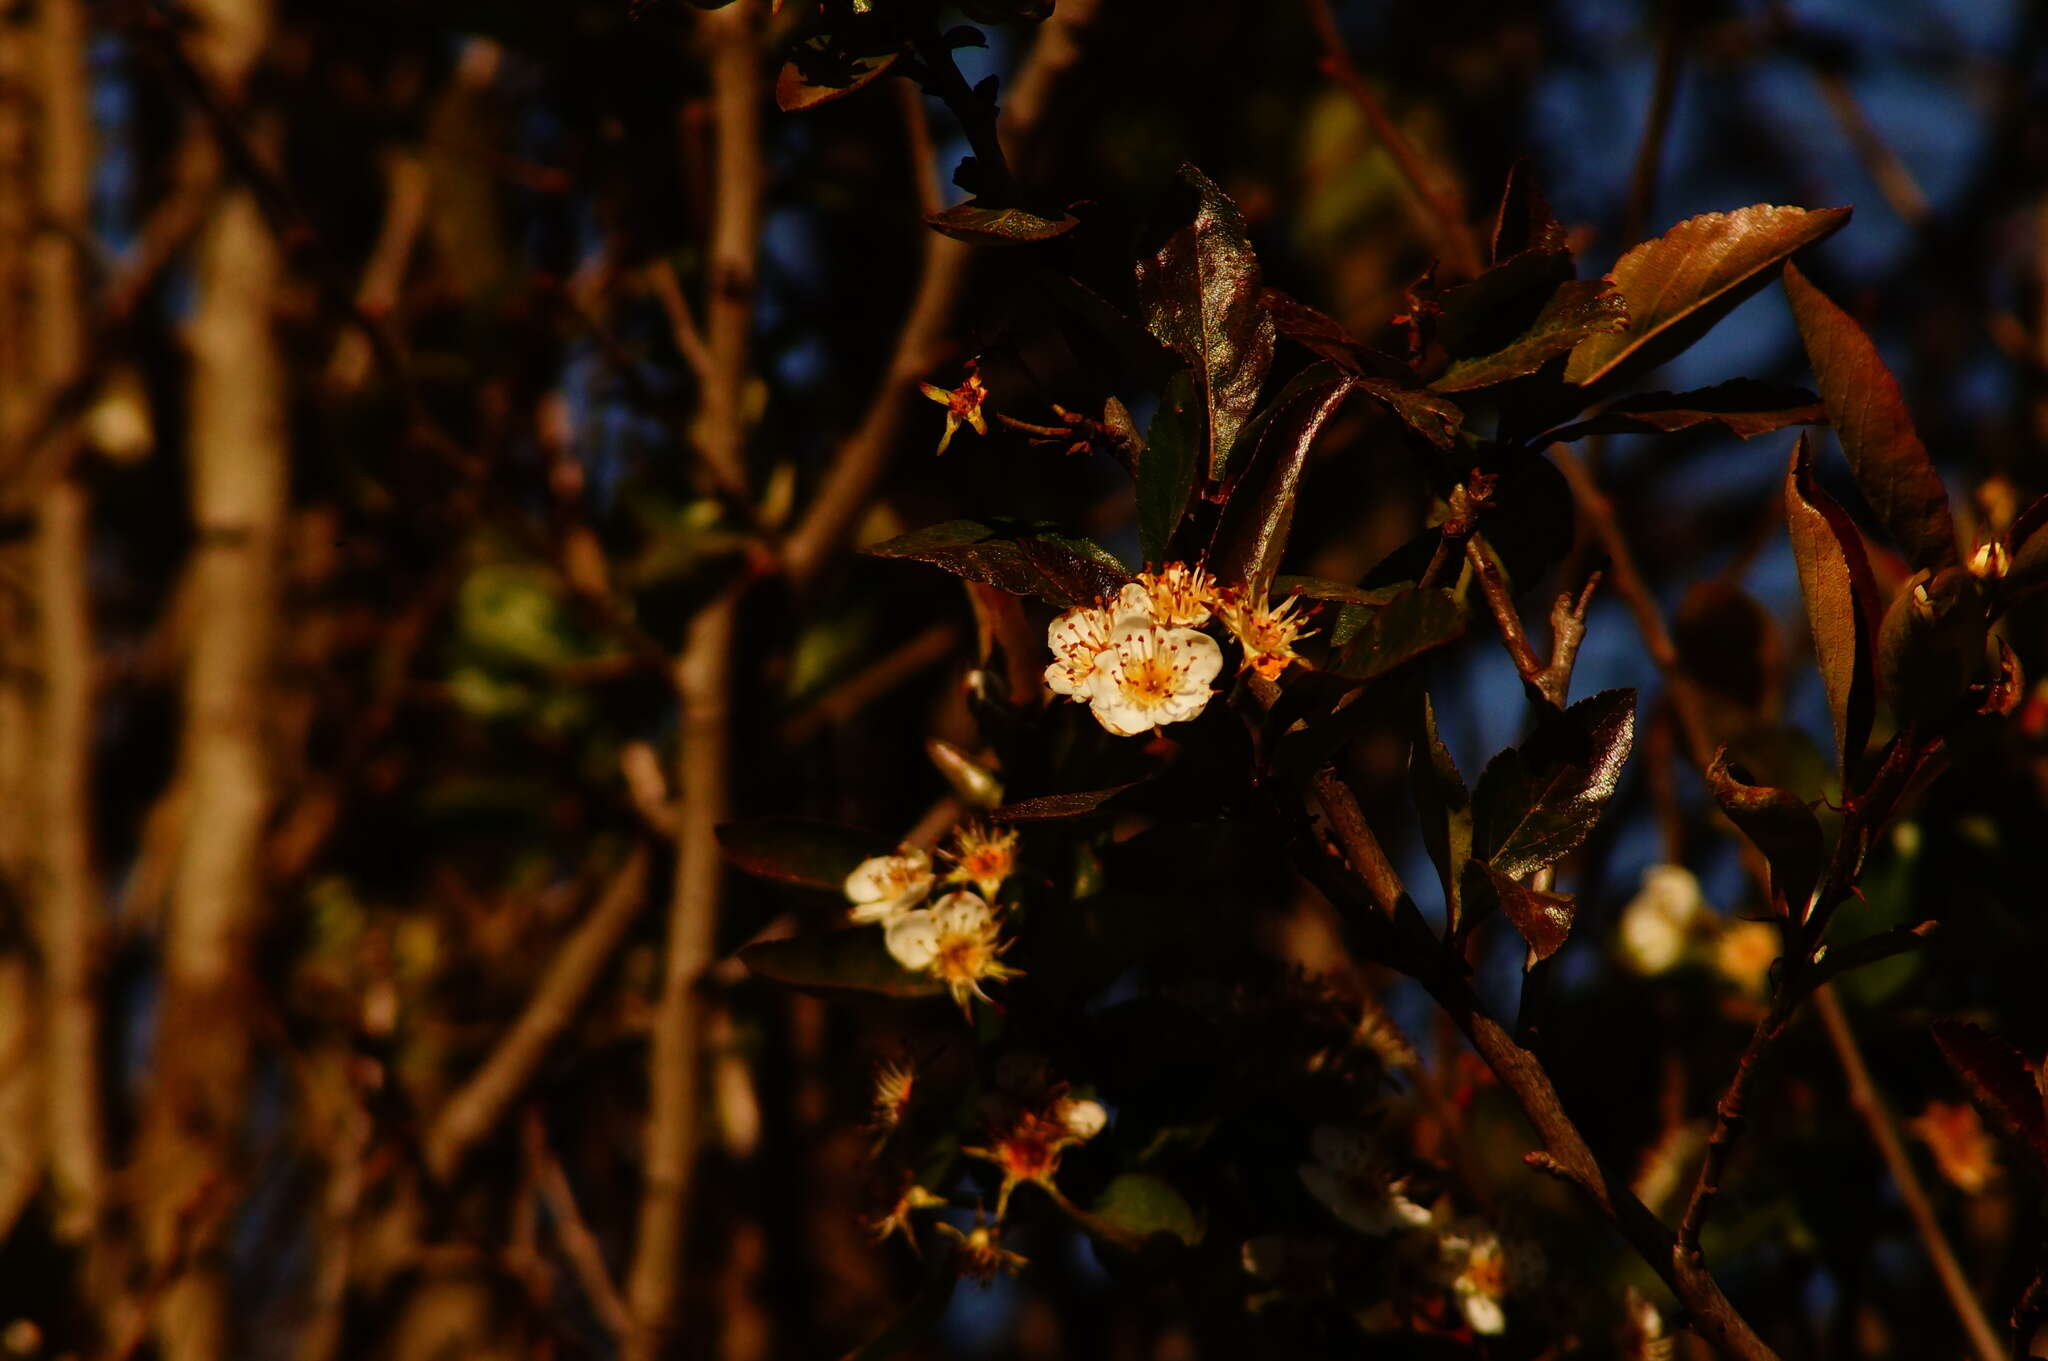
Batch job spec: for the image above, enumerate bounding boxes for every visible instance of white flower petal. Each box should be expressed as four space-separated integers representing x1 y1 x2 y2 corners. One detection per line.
1458 1290 1506 1336
884 911 941 970
931 889 993 935
1061 1098 1107 1140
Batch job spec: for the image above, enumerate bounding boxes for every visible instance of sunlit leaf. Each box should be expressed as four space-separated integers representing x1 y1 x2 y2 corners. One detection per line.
1565 204 1852 389
1705 750 1823 918
1208 364 1355 599
718 819 891 891
1462 860 1576 961
1432 279 1626 392
1136 164 1276 480
1930 1020 2048 1169
1138 369 1202 566
1354 376 1463 449
1542 379 1824 443
1785 435 1879 772
925 200 1079 245
1471 689 1636 879
1784 262 1956 571
739 928 944 1000
775 37 899 113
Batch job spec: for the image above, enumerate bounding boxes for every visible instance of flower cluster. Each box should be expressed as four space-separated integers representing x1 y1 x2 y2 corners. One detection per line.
842 823 1020 1017
964 1088 1110 1217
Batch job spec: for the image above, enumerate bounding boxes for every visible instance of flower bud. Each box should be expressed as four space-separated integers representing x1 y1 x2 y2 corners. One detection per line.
1060 1097 1107 1141
1969 539 2011 582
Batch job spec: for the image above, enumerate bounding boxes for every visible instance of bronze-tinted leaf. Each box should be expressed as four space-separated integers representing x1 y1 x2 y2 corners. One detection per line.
1471 689 1636 879
1208 364 1354 599
1705 750 1823 918
1565 204 1852 390
1463 860 1576 961
718 819 892 892
1785 435 1880 772
1136 165 1276 480
1258 289 1461 448
1433 279 1626 392
865 520 1128 607
924 200 1079 245
738 928 943 1000
1138 370 1202 566
774 37 899 112
1270 576 1407 609
1356 377 1462 449
1328 586 1464 675
1490 159 1567 264
1930 1020 2048 1168
992 784 1140 822
1783 262 1956 571
1543 379 1824 443
1877 566 1987 727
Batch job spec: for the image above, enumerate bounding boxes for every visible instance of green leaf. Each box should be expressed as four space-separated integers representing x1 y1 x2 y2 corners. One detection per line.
864 520 1128 606
1930 1020 2048 1170
1471 689 1636 879
1431 278 1627 392
1090 1172 1204 1247
1138 370 1202 565
739 928 943 1000
717 819 891 891
1783 262 1956 571
1136 164 1277 480
1785 434 1880 772
992 784 1140 822
924 200 1079 245
1461 860 1576 961
1412 694 1473 928
775 37 899 113
1542 379 1825 443
1328 586 1464 674
1208 365 1355 599
1705 750 1823 918
1564 204 1852 390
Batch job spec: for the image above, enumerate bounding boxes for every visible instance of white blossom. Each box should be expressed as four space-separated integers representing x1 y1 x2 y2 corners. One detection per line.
1298 1125 1434 1236
884 890 1015 1015
1115 562 1218 629
1044 603 1119 698
1439 1225 1509 1335
1618 864 1704 975
844 848 934 923
1085 617 1222 736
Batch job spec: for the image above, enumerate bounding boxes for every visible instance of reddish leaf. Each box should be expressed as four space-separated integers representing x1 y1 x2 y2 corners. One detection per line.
1136 165 1277 480
1783 262 1956 571
1876 566 1987 727
1412 694 1473 929
992 784 1140 822
1355 377 1463 449
1930 1020 2048 1168
1470 689 1636 879
1432 278 1627 392
1258 289 1462 448
1138 370 1202 566
1328 586 1465 676
925 200 1078 245
1785 435 1880 772
1565 204 1852 389
774 38 899 112
1490 160 1567 263
718 819 893 892
739 927 943 1000
1462 860 1576 961
1542 379 1824 443
1208 365 1355 600
865 520 1127 607
1705 750 1823 918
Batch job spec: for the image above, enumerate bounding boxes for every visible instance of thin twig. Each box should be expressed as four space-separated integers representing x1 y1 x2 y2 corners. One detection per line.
1812 986 2003 1361
779 622 963 747
1621 0 1684 250
645 257 713 386
1300 0 1485 279
524 1107 634 1346
425 849 653 1180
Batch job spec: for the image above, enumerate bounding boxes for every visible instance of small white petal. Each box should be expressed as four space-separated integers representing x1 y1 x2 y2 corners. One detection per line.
931 890 993 935
1458 1291 1506 1336
1061 1098 1107 1140
884 912 941 970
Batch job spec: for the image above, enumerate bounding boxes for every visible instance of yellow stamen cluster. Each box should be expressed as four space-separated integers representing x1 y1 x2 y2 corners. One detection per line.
1219 587 1317 681
941 821 1018 901
919 360 989 455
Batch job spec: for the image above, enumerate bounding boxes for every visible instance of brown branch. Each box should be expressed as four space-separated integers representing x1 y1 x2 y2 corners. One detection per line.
1621 0 1684 250
424 849 653 1180
645 257 713 387
1464 535 1597 707
895 78 944 221
524 1108 634 1346
1812 987 2003 1361
778 621 962 747
1300 0 1485 280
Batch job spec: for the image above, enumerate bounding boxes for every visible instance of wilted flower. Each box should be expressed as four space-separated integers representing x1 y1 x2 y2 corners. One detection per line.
1908 1100 1998 1194
1438 1225 1509 1335
1044 602 1119 699
868 1182 947 1247
1085 616 1223 737
884 890 1018 1016
1712 919 1780 994
844 848 934 923
1116 562 1219 629
1297 1125 1433 1236
1618 864 1706 975
1219 587 1317 681
919 360 988 455
965 1091 1104 1217
935 1213 1027 1284
942 822 1018 901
